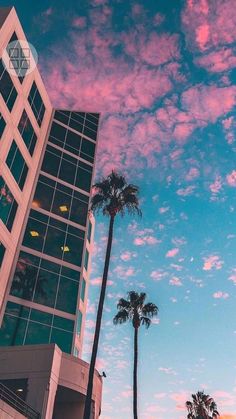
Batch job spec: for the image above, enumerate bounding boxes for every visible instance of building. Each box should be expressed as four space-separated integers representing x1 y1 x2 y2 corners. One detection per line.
0 6 102 418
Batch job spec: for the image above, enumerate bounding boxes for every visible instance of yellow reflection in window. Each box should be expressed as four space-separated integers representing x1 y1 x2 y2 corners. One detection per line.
30 231 39 237
59 205 68 212
61 245 70 252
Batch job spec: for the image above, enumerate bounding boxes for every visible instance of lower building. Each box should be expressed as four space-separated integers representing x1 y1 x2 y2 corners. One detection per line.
0 344 102 419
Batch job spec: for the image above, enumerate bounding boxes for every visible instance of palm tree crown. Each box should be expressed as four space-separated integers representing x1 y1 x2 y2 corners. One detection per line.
113 291 158 329
186 391 220 418
90 170 142 218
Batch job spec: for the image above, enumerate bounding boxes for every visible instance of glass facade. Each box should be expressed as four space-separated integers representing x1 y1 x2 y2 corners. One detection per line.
18 110 37 155
81 278 86 302
0 176 18 231
6 140 28 189
7 32 29 83
10 251 80 314
33 175 89 226
41 145 93 193
0 301 74 353
23 210 85 266
0 59 17 111
0 242 6 268
54 111 99 141
28 81 45 126
0 113 6 138
49 121 96 163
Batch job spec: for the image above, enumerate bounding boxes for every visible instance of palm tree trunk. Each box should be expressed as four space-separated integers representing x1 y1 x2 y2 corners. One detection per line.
83 215 115 419
133 327 138 419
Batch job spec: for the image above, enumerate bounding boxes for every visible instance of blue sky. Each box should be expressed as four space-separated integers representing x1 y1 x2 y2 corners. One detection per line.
2 0 236 417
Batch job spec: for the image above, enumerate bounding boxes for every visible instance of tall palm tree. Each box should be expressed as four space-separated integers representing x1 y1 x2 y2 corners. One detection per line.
83 171 141 419
186 391 220 418
113 291 158 419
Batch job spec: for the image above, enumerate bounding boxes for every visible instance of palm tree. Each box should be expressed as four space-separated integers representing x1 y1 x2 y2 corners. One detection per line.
83 171 141 419
113 291 158 419
186 391 220 418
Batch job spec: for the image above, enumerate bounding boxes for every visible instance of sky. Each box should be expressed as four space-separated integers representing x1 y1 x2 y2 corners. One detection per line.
2 0 236 417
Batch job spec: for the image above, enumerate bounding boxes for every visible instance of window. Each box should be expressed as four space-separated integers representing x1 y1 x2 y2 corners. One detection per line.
84 249 89 271
53 111 99 142
34 176 89 226
0 113 6 138
41 145 93 193
76 310 83 335
23 210 85 267
7 32 29 83
80 278 86 302
28 81 45 126
0 242 6 268
10 251 80 314
87 220 92 242
0 301 74 353
0 59 17 111
6 141 28 189
18 110 37 155
0 176 18 231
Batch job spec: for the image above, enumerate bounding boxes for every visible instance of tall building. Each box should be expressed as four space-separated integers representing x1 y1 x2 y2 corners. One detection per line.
0 7 102 418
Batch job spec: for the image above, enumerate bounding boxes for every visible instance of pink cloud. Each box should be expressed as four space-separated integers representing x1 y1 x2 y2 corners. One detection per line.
177 186 196 196
133 236 159 246
203 255 224 271
226 170 236 187
120 251 137 261
185 167 200 181
209 176 223 194
90 277 114 286
196 48 236 73
72 16 87 28
169 277 183 286
213 291 229 299
158 367 177 375
166 248 179 258
150 270 167 281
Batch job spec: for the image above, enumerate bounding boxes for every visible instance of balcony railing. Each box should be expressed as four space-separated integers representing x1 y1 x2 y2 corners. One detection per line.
0 382 40 419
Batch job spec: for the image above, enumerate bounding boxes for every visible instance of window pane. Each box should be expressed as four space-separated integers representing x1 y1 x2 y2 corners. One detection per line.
0 176 18 231
44 225 65 259
54 110 70 125
80 138 95 163
87 220 92 242
75 163 92 192
49 121 67 148
10 257 38 301
41 148 61 177
33 180 54 211
18 110 37 155
84 249 89 271
70 196 88 226
53 316 74 332
30 308 52 325
63 233 83 266
34 269 58 308
6 140 28 189
65 129 81 155
0 113 6 138
56 276 78 314
28 81 45 126
0 242 6 268
25 322 50 345
22 217 47 252
7 32 29 82
0 315 26 346
0 60 17 111
76 310 83 335
58 158 76 185
50 328 73 353
52 189 71 220
81 278 86 302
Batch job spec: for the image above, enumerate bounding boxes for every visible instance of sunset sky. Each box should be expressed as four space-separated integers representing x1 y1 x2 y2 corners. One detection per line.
3 0 236 417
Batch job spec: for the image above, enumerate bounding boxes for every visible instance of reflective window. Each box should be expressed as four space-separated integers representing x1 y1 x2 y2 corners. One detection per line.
54 111 99 142
41 145 93 192
6 141 28 189
33 175 89 226
18 110 37 155
49 121 95 163
0 301 74 354
0 242 6 268
0 113 6 138
10 251 80 314
7 32 29 83
28 81 45 126
76 310 83 335
23 210 85 267
84 249 89 271
80 278 86 302
0 176 18 231
87 220 92 242
0 59 17 111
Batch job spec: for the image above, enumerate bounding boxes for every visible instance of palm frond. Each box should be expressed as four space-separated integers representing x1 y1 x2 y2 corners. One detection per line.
90 193 108 213
117 298 131 310
140 316 151 329
113 309 129 325
142 302 158 317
